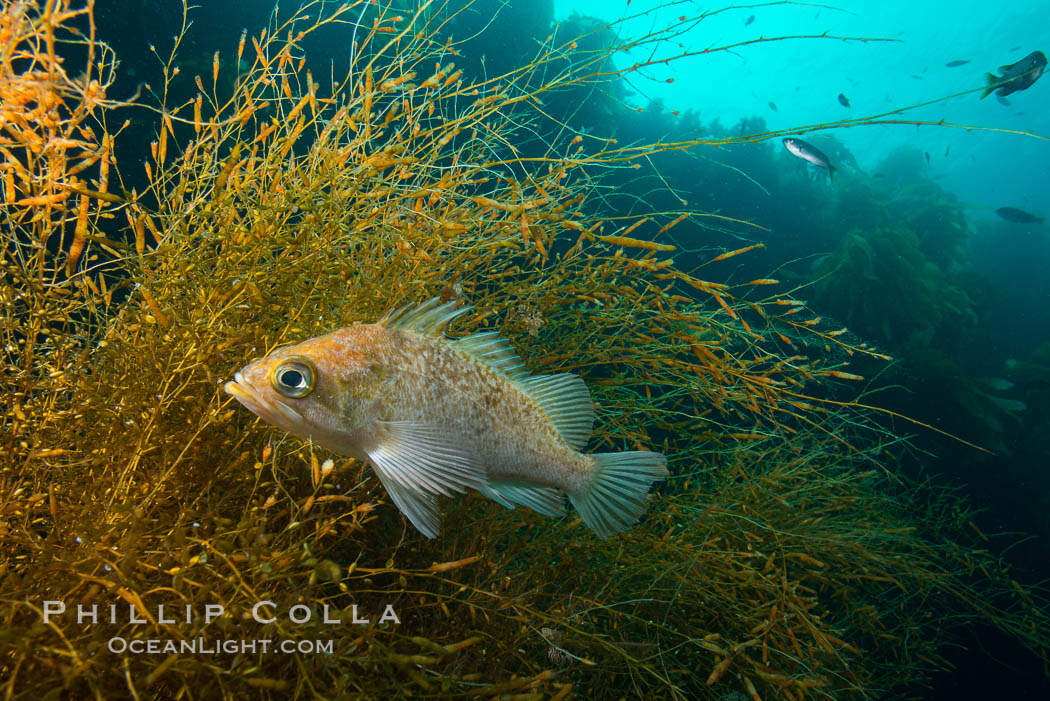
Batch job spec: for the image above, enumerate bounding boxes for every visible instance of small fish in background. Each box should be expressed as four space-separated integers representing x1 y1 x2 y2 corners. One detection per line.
945 59 971 68
911 74 923 80
979 377 1014 392
783 137 836 181
1024 379 1050 395
768 101 778 112
996 206 1044 224
744 14 755 26
924 151 931 165
225 298 668 539
837 93 851 108
982 50 1047 98
945 145 951 157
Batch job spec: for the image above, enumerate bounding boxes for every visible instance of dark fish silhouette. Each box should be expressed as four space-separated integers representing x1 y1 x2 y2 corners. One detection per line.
744 15 755 26
768 101 778 112
982 50 1047 98
924 151 930 165
945 145 950 157
945 59 971 68
996 206 1043 224
837 93 850 108
1024 379 1050 395
783 138 836 181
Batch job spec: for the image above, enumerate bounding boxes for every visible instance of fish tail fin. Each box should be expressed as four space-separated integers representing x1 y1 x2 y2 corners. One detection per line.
981 73 999 99
570 452 667 538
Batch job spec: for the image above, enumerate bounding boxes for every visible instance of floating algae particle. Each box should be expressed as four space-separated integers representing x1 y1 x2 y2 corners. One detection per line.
2 1 1049 699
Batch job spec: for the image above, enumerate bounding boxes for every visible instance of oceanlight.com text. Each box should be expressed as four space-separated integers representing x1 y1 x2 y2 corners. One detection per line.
107 637 334 655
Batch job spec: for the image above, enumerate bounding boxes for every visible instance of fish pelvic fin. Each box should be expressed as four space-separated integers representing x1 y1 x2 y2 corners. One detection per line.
827 164 837 183
569 452 667 538
981 72 1001 99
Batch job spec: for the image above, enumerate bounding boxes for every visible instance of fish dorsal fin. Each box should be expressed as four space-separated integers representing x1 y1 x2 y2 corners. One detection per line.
379 297 471 336
451 332 595 448
519 374 595 450
452 331 529 380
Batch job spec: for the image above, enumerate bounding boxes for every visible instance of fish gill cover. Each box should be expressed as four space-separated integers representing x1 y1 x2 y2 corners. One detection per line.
0 0 1048 699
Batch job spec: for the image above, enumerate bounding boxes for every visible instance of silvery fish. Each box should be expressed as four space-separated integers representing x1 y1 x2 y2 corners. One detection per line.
783 137 836 181
982 50 1047 99
225 298 668 539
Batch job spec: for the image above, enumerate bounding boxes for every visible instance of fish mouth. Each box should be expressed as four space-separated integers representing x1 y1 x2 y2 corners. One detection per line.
224 371 305 426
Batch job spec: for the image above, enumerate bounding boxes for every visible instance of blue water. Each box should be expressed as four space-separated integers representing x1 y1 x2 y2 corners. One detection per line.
556 0 1050 218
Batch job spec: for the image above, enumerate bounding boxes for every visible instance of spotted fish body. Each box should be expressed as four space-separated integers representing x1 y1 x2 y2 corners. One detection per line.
224 298 667 538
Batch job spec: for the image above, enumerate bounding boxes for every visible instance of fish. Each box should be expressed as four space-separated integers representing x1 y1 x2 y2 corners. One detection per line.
979 377 1014 392
988 396 1027 413
837 93 850 108
768 101 778 112
783 137 836 181
1023 379 1050 395
924 151 930 165
945 59 971 68
995 206 1043 224
981 50 1047 98
945 145 951 157
225 298 668 539
744 14 755 26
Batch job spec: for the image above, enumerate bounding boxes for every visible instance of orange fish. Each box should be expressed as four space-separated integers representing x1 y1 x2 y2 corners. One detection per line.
225 298 667 538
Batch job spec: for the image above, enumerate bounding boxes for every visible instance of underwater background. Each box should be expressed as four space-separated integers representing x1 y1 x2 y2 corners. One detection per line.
3 0 1050 698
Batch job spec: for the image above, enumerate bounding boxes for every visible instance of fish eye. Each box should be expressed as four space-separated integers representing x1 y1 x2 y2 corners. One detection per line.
270 357 316 398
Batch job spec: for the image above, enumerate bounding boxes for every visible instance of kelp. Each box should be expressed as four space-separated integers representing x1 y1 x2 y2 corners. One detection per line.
810 225 980 347
2 1 1048 699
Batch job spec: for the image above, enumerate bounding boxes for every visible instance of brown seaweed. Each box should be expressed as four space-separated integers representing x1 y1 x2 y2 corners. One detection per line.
2 1 1048 698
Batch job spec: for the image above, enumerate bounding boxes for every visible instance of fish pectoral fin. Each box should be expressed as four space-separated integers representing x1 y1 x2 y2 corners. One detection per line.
369 420 488 497
372 472 441 538
368 419 491 539
480 481 566 517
